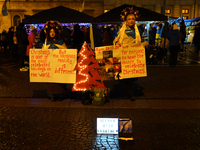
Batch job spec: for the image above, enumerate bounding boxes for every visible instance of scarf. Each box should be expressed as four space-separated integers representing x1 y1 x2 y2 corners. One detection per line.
113 22 141 45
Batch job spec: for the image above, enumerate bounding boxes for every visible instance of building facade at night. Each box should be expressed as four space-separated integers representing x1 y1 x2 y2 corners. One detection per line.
104 0 200 19
0 0 200 32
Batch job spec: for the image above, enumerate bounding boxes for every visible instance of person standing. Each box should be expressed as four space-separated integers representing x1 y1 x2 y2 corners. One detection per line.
7 26 15 57
72 24 83 52
193 23 200 54
102 26 114 46
43 20 67 102
16 23 29 71
168 23 183 67
96 25 103 46
60 26 72 48
113 7 147 101
26 26 37 68
179 21 186 52
1 29 8 54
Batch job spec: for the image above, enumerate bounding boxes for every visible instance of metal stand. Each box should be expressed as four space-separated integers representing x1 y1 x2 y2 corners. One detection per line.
182 42 196 60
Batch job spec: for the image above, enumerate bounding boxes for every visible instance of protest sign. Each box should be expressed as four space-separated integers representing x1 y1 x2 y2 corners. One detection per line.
95 43 147 80
30 49 77 83
95 45 121 59
120 44 147 79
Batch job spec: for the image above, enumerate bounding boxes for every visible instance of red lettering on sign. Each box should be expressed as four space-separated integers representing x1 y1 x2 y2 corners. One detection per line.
38 72 51 78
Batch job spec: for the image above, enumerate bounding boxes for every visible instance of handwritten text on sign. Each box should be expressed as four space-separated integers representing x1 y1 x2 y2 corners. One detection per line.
121 44 147 79
30 49 77 83
95 45 120 59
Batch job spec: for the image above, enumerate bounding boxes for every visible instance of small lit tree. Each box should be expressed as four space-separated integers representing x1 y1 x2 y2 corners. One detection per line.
72 42 105 91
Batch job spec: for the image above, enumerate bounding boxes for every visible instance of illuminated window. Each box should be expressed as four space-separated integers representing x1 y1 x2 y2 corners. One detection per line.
13 15 21 26
183 16 188 20
182 9 189 14
165 9 171 14
104 10 109 13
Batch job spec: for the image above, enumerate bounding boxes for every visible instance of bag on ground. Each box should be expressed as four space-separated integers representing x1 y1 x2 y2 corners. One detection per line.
92 88 110 106
81 90 94 105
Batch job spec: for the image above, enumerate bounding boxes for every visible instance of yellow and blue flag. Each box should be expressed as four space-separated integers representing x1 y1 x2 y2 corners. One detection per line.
2 0 9 16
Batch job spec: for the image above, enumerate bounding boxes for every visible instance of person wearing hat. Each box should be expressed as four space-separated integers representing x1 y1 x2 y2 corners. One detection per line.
43 21 67 102
168 23 183 67
113 7 147 101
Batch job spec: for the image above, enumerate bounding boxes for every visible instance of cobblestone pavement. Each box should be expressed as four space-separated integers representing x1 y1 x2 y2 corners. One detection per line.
0 107 200 150
0 46 200 150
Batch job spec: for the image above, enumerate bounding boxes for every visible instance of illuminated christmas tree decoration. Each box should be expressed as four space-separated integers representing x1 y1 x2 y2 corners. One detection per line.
72 42 106 91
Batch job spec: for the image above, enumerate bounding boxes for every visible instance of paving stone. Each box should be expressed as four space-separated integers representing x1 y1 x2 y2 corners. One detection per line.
0 107 200 149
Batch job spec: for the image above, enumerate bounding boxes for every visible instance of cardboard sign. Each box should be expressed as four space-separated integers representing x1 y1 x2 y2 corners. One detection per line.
95 45 121 59
95 43 147 80
29 49 77 83
120 44 147 79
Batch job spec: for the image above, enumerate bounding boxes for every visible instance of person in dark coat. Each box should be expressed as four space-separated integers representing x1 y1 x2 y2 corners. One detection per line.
96 25 103 46
193 23 200 54
7 26 15 57
179 21 186 52
40 28 46 43
1 29 8 53
60 26 72 48
102 26 114 46
149 26 154 45
72 24 83 52
43 21 67 102
168 23 183 67
150 24 157 45
16 23 29 71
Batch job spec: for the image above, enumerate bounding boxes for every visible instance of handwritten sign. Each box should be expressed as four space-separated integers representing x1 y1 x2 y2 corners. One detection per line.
95 43 147 80
120 44 147 79
30 49 77 83
95 45 121 59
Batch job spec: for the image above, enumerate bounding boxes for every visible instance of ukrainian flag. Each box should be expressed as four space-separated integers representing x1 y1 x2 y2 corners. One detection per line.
2 0 9 16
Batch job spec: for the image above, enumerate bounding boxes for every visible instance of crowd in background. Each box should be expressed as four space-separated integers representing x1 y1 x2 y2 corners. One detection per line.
0 23 91 71
1 20 200 70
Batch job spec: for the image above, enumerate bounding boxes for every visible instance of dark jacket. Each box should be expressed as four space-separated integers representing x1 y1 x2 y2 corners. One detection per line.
102 28 114 46
168 30 182 46
193 25 200 45
16 25 29 45
7 30 14 44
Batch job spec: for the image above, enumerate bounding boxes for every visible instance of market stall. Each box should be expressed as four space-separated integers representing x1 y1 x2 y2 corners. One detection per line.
22 6 95 48
95 4 167 23
93 4 168 65
22 6 94 24
175 17 200 44
93 4 167 46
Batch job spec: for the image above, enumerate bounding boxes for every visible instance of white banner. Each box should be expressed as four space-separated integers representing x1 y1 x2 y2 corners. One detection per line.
29 49 77 83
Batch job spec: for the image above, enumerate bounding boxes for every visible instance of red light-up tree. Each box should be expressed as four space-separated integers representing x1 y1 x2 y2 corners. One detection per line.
72 42 106 91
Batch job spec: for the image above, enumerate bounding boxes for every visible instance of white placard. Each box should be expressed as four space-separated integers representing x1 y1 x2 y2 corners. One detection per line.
97 118 118 134
29 49 77 83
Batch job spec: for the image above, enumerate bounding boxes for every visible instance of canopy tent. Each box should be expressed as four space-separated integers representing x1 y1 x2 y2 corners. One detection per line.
175 17 200 26
93 4 168 47
95 4 168 23
22 6 95 49
22 6 94 24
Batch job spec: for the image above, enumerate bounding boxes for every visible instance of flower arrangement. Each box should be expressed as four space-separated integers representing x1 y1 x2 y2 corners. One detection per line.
44 20 62 33
120 7 139 21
